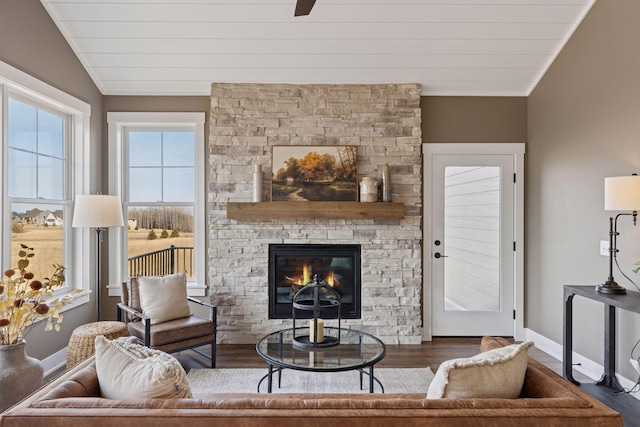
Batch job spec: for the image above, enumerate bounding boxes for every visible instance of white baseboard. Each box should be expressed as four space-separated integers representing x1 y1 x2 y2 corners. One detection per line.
41 347 67 378
525 328 640 400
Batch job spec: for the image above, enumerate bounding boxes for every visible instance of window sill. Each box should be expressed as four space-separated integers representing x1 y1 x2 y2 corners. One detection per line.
59 293 91 313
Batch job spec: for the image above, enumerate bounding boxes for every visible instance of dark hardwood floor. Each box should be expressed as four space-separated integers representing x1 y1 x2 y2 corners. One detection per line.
46 337 591 386
175 337 563 374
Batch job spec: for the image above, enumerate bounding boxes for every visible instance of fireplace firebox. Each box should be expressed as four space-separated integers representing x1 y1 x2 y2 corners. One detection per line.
269 244 361 319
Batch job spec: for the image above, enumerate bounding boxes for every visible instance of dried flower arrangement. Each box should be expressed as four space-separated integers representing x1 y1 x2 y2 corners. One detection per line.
0 244 84 345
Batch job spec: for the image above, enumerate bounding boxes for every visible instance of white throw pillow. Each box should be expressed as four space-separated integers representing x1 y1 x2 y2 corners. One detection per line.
137 272 191 325
427 340 534 399
94 335 192 399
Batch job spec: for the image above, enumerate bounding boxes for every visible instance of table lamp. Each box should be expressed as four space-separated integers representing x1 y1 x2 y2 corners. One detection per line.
72 194 124 320
598 175 640 294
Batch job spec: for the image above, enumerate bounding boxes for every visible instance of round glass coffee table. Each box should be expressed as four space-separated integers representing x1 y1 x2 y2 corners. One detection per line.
255 327 386 393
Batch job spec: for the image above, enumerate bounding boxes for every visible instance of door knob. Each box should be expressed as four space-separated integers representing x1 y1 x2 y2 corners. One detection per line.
434 253 448 259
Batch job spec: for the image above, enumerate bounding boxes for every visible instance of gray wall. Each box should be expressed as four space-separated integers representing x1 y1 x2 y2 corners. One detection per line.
528 0 640 380
421 97 527 143
0 0 103 359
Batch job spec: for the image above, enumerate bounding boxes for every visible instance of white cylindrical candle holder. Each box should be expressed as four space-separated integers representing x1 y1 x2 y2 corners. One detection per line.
309 318 324 343
252 164 263 202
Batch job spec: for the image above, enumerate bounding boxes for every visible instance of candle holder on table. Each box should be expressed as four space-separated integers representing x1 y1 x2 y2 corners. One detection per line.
292 274 341 348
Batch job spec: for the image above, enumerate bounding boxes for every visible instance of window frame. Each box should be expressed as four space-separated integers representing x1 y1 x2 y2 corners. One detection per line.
107 112 206 297
0 59 91 309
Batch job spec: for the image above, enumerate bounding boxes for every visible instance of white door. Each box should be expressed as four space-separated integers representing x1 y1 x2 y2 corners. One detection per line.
423 144 524 338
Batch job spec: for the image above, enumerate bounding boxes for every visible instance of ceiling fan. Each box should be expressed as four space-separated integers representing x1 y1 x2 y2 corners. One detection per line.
294 0 317 16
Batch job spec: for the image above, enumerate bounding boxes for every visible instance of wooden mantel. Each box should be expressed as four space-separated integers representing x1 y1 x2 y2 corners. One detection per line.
227 201 405 220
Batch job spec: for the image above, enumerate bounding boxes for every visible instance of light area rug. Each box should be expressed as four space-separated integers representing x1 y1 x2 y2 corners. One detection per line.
187 367 434 394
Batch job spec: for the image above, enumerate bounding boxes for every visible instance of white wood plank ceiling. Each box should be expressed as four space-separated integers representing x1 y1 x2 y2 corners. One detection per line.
41 0 596 96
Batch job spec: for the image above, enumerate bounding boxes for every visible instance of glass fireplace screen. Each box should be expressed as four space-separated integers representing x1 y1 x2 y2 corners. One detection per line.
268 244 361 319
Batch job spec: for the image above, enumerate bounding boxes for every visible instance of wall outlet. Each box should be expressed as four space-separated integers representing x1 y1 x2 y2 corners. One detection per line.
630 358 640 374
600 240 610 256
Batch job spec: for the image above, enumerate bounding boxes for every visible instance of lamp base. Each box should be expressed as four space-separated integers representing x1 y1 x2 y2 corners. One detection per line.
596 280 627 294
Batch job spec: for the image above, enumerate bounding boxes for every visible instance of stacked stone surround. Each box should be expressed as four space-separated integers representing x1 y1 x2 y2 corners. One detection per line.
208 83 423 344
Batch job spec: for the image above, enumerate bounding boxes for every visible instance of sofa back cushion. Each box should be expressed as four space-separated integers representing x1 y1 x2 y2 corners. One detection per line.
94 335 192 399
427 340 534 399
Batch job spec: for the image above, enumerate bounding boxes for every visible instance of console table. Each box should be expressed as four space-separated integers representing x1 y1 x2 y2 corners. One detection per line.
563 285 640 391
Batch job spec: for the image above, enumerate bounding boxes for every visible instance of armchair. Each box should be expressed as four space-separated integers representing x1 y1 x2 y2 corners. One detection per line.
117 275 216 368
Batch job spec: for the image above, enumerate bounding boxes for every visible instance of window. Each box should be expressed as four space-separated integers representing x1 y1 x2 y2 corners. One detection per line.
8 97 67 285
108 113 205 296
0 59 91 303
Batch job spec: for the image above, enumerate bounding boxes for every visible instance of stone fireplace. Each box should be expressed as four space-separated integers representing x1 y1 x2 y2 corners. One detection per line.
208 83 423 344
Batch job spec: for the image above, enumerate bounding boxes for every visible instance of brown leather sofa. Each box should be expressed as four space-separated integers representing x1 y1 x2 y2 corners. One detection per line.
0 337 622 426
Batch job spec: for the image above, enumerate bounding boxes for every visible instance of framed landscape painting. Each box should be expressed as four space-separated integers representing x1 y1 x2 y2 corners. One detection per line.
272 146 358 201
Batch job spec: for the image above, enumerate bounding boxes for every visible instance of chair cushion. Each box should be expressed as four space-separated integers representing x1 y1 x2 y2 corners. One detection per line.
427 340 534 399
127 315 213 347
94 335 192 399
137 272 191 325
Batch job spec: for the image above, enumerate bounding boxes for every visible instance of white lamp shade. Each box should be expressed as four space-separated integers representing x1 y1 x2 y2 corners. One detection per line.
604 176 640 211
72 195 124 228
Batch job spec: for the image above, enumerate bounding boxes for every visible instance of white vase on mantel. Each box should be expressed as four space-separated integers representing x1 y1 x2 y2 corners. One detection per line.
0 340 44 412
381 163 392 202
360 177 379 202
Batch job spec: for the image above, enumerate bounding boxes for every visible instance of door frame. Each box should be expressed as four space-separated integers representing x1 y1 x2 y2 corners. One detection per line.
422 143 525 341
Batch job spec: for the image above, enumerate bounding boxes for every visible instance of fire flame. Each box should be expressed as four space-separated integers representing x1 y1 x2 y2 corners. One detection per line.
326 271 335 287
292 264 339 287
303 264 311 285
